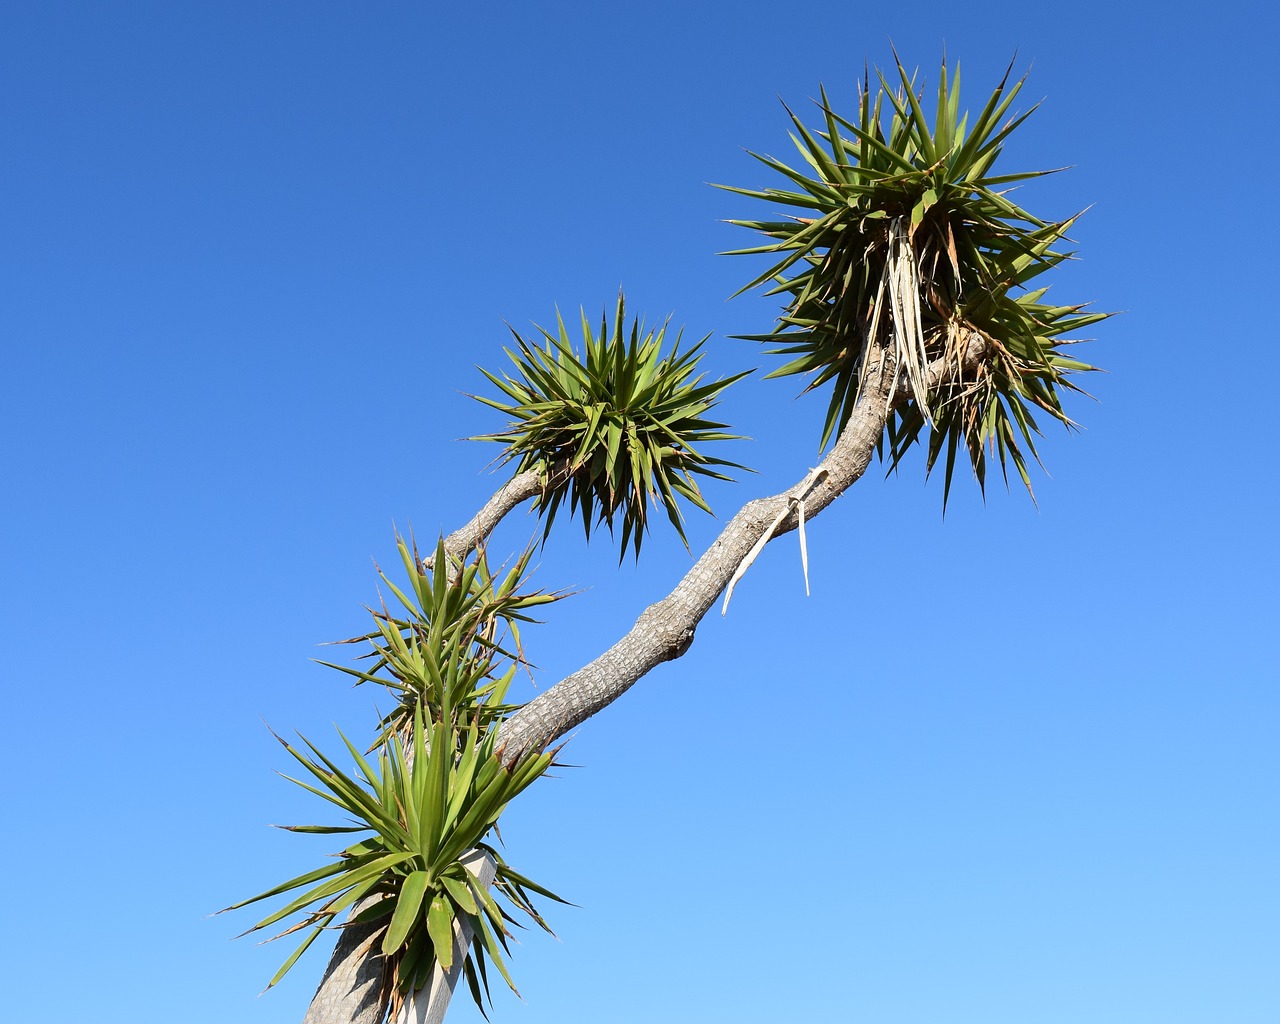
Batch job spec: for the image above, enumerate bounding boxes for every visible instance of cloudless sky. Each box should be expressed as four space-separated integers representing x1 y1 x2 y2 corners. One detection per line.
2 3 1276 1022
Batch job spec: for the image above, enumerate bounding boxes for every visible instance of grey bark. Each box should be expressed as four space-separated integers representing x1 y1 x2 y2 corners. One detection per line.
301 902 389 1024
421 458 571 574
300 337 984 1022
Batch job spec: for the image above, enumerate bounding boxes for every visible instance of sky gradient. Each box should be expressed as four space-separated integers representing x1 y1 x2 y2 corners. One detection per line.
2 3 1276 1022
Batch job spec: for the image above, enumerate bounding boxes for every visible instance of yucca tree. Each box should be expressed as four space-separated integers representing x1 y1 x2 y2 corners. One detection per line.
257 54 1110 1024
721 55 1108 503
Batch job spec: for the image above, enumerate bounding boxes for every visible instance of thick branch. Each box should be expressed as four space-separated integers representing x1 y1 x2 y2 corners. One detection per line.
494 356 891 763
495 333 985 764
301 336 984 1023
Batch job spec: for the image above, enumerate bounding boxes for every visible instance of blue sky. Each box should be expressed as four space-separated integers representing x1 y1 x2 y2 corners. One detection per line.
2 2 1276 1022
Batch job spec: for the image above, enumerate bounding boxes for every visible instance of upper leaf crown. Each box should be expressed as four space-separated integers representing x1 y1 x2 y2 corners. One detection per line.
719 55 1110 505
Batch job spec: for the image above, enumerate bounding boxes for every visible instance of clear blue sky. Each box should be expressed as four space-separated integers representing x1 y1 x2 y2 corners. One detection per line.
2 3 1276 1022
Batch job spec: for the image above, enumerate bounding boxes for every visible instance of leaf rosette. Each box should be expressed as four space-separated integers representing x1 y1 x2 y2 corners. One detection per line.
471 295 750 558
320 536 562 747
223 711 567 1019
721 55 1110 504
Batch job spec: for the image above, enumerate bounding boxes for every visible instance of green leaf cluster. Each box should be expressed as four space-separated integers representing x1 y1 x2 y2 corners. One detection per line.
721 56 1110 504
471 294 750 558
224 710 566 1018
320 536 561 747
225 538 566 1018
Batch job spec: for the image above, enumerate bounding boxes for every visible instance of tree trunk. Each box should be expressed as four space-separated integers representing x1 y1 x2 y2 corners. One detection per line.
301 902 389 1024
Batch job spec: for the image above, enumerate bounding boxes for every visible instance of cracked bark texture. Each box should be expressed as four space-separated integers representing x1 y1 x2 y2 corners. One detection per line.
299 338 983 1022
